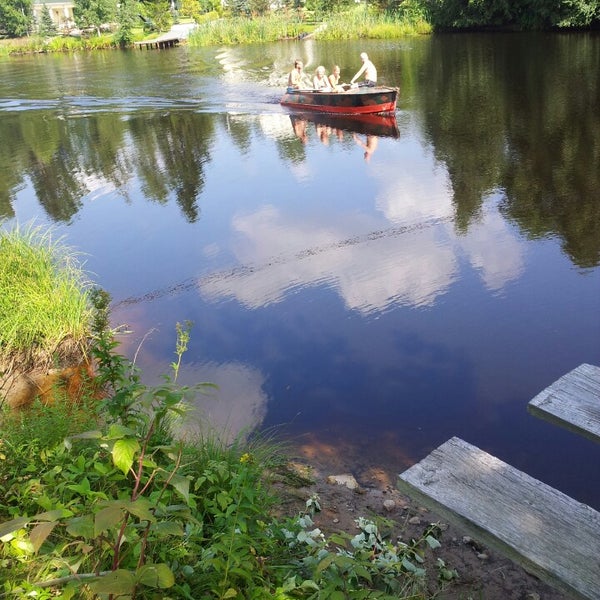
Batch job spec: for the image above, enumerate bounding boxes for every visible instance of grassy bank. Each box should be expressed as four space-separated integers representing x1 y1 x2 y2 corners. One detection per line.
316 7 432 39
0 33 122 55
0 7 430 56
188 8 430 46
0 224 91 371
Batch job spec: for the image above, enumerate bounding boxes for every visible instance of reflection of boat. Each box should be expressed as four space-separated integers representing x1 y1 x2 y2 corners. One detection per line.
292 111 400 139
281 86 398 115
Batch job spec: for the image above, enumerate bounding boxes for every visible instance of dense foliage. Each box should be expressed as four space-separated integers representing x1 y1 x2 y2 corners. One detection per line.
0 0 32 37
418 0 600 29
0 296 456 598
73 0 116 34
0 0 598 38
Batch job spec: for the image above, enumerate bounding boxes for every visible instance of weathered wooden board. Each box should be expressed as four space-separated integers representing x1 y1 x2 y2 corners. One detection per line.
397 437 600 600
528 363 600 443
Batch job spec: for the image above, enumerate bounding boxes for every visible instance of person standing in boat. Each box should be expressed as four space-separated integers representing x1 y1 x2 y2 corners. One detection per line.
288 59 309 91
313 66 332 90
350 52 377 87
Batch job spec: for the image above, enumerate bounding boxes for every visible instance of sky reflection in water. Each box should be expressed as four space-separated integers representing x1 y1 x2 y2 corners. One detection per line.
2 38 599 508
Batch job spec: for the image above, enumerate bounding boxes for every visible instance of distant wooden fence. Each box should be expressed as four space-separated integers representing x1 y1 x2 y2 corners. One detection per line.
398 364 600 600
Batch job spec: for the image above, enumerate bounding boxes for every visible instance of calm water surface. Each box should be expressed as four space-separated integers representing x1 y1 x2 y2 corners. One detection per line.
1 34 599 507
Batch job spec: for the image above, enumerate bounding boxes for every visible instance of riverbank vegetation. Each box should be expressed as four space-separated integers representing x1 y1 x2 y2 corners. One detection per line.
0 224 91 373
0 280 456 598
1 0 598 55
187 6 431 46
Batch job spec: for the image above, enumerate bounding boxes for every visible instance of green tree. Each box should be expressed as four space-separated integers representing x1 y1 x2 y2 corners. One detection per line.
0 0 32 38
73 0 116 34
416 0 600 29
140 0 173 31
38 4 57 35
114 0 138 45
248 0 271 16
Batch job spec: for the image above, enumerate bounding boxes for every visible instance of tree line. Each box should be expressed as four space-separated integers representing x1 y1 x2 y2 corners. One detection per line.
1 0 599 38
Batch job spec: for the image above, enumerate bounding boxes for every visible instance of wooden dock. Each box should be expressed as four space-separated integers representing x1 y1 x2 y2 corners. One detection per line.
528 363 600 443
398 364 600 600
134 35 180 50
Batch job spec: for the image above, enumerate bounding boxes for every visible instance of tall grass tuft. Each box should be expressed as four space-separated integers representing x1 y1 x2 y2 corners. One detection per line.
0 223 92 369
188 13 307 46
318 5 432 40
1 34 123 55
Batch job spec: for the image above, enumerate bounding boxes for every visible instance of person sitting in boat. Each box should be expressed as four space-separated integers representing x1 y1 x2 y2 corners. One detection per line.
313 66 332 91
328 65 344 91
288 59 309 91
350 52 377 87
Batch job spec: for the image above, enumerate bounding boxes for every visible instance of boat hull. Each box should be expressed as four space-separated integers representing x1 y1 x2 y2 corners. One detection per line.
281 86 398 115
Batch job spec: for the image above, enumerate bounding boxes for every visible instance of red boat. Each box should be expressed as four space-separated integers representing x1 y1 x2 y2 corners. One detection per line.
281 86 398 115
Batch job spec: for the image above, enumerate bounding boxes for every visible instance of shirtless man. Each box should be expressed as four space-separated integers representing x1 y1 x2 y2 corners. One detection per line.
350 52 377 87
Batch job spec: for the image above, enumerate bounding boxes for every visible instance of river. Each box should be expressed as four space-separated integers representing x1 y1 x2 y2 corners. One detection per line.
1 33 599 507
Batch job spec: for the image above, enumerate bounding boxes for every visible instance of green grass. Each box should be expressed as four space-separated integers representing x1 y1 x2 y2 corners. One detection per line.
316 5 432 40
188 13 309 46
0 30 150 55
0 223 92 369
187 7 430 46
0 7 431 56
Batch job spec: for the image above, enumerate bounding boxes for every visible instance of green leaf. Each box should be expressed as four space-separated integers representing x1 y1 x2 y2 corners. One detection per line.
107 424 136 439
126 498 155 522
425 534 441 549
65 515 94 539
151 521 184 537
222 588 238 598
316 554 336 573
216 491 232 511
89 569 136 595
70 430 103 440
112 438 140 475
299 580 320 591
0 507 71 540
29 521 57 552
402 557 418 572
169 474 191 503
95 503 125 536
136 563 175 588
0 519 29 540
351 564 372 582
67 477 92 495
36 508 72 521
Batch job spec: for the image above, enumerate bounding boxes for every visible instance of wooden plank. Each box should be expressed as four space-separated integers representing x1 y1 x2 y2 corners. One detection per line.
528 363 600 443
134 36 180 50
397 437 600 600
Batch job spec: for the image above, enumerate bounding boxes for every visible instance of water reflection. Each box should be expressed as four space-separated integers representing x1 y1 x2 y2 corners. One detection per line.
112 328 268 444
172 361 268 444
289 111 400 150
2 35 599 507
197 195 527 312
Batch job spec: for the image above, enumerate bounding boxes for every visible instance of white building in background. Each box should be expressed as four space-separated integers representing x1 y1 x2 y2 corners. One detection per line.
32 1 76 32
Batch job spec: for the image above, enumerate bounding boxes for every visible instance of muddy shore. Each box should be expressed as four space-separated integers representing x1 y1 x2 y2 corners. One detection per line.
274 458 571 600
